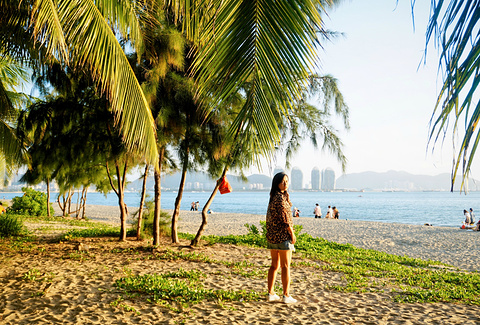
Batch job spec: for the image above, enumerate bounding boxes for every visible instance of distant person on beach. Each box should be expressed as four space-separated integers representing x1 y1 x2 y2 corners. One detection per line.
266 172 297 304
190 202 195 211
464 209 472 225
470 208 475 224
195 201 200 211
314 204 322 218
293 207 300 218
326 205 333 219
333 206 339 219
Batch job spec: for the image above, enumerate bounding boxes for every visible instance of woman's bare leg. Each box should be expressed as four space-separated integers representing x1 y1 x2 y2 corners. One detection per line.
267 250 280 294
279 250 292 296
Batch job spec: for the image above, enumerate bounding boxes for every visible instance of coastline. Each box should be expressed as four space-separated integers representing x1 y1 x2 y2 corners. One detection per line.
60 205 480 272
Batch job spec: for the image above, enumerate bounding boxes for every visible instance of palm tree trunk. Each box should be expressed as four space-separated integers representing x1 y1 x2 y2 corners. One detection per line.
153 147 164 246
191 167 228 246
57 195 65 217
46 178 51 217
80 187 87 218
75 189 81 218
116 162 128 241
137 164 149 240
66 190 73 216
171 159 188 243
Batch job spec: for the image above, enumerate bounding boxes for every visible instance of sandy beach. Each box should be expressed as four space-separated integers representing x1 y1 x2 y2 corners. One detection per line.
1 204 479 324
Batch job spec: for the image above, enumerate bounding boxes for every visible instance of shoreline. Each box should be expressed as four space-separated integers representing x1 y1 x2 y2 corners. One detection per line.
52 205 480 272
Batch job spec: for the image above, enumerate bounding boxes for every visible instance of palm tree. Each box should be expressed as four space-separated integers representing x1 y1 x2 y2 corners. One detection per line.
282 74 349 171
424 1 480 190
2 0 345 172
0 0 158 164
166 0 342 162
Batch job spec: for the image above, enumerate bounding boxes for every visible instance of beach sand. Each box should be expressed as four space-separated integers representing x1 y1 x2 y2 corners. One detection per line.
1 205 479 324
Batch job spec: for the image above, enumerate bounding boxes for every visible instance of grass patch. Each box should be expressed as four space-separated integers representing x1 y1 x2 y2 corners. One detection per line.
0 214 27 237
181 222 480 305
115 269 262 307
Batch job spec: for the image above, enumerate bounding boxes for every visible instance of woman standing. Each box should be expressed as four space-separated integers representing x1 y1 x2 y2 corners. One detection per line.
266 172 297 304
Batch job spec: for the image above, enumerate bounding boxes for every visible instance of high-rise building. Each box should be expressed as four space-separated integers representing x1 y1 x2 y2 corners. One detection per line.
321 168 335 191
291 167 303 190
311 167 320 190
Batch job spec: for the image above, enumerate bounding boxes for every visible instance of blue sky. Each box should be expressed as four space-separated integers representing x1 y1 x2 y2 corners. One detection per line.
251 0 480 184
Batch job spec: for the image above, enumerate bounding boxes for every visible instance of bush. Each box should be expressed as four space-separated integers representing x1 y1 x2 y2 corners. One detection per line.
132 197 171 238
0 214 26 237
8 187 54 217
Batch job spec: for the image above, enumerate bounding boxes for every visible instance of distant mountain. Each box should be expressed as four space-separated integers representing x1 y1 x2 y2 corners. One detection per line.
335 170 479 191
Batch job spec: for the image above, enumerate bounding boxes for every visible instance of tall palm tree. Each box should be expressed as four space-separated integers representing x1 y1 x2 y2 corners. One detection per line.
424 1 480 190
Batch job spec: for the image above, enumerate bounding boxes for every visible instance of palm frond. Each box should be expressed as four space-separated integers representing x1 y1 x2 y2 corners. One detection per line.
32 0 69 62
184 0 332 157
425 0 480 190
95 0 149 55
59 0 158 163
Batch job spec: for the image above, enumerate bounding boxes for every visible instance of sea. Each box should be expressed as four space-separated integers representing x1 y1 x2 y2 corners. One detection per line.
2 190 479 228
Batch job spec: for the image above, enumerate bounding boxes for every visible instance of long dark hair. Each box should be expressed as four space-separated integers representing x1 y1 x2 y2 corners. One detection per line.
269 172 289 203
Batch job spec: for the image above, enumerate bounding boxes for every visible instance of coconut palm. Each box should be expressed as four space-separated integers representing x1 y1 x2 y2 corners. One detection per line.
169 0 342 159
2 0 345 170
0 0 158 164
424 1 480 190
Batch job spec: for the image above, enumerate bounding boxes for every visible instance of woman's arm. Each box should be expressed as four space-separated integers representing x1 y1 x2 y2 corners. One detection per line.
288 226 296 244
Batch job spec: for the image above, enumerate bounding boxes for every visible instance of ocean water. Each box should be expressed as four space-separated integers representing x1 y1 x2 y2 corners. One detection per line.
2 190 478 228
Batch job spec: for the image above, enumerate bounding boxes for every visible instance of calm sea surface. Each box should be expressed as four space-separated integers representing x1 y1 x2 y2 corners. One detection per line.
2 190 479 228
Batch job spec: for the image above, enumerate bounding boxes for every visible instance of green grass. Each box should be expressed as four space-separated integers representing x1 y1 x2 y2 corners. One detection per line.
181 222 480 305
114 269 262 306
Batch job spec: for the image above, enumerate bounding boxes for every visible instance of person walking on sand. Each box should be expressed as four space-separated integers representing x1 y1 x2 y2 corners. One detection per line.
190 202 195 211
314 203 322 218
470 208 475 224
266 172 297 304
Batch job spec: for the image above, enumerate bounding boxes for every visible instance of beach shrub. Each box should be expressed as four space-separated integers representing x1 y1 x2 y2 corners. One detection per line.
8 187 53 217
132 198 170 238
0 213 26 237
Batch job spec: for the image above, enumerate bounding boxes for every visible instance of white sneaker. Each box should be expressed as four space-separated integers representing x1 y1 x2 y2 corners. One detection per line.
267 293 281 302
283 295 297 304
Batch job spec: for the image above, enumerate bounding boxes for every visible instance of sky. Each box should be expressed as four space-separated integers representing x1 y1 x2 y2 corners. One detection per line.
248 0 480 184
